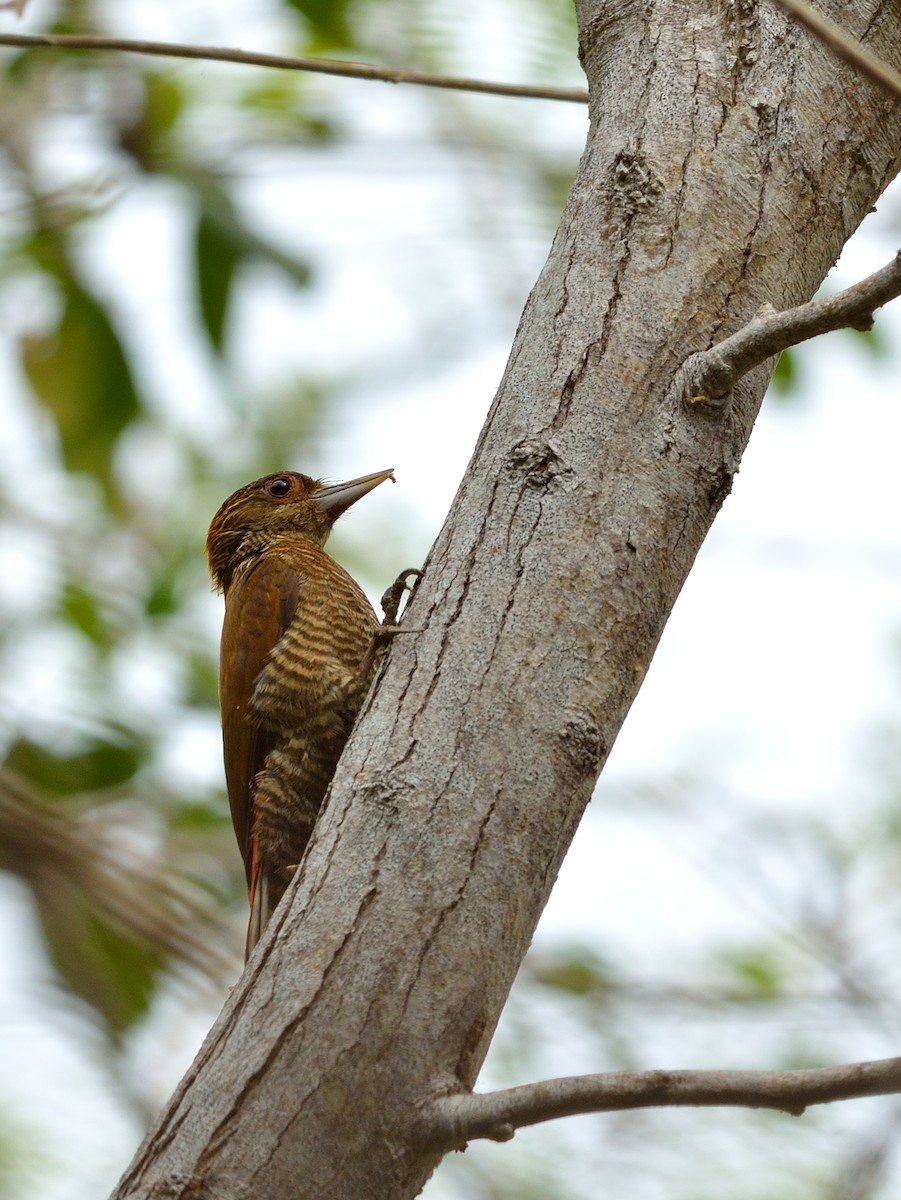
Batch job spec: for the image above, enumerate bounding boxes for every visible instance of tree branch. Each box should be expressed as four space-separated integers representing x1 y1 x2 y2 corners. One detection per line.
0 32 589 104
669 249 901 409
424 1057 901 1149
771 0 901 99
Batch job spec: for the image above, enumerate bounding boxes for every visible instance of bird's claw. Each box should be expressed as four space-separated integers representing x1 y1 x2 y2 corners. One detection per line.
359 569 424 676
381 568 423 625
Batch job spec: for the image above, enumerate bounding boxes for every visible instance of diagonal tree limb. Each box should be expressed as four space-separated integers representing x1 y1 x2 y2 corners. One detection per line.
771 0 901 98
422 1057 901 1149
670 250 901 409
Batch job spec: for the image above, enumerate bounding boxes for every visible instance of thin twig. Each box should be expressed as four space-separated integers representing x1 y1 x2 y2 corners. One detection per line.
672 249 901 408
0 32 589 104
771 0 901 99
423 1057 901 1149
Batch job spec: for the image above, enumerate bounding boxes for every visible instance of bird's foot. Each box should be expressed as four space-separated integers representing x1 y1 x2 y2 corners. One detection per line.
360 570 424 676
381 568 423 624
360 623 425 677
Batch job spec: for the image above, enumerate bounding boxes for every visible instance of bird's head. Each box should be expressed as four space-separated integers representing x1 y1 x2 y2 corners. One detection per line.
206 468 394 591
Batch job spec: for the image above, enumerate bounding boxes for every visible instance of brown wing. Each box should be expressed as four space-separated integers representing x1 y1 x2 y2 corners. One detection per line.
219 554 300 885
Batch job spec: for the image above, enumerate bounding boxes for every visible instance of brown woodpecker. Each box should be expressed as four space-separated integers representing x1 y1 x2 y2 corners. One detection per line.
206 468 394 956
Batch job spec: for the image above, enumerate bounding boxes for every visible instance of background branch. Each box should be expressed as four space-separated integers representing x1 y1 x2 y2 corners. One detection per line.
772 0 901 98
5 8 899 105
0 32 589 104
427 1057 901 1149
672 249 901 407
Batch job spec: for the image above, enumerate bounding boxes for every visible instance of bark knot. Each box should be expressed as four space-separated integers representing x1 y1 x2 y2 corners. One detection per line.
558 706 605 778
152 1172 208 1199
505 439 571 491
355 772 415 818
607 150 664 218
752 101 777 142
731 0 759 70
706 465 735 512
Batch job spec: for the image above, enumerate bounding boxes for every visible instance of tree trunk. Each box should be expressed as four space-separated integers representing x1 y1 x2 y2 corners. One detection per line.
112 2 901 1197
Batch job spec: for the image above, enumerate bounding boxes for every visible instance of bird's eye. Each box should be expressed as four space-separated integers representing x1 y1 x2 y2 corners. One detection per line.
267 477 292 498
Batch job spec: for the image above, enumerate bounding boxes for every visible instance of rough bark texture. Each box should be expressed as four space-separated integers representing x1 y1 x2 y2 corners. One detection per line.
112 3 901 1198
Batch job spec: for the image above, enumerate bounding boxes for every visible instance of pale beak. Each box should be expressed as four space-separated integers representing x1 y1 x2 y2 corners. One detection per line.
312 469 395 520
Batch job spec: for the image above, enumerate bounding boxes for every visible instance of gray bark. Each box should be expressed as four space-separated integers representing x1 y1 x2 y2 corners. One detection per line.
112 2 901 1197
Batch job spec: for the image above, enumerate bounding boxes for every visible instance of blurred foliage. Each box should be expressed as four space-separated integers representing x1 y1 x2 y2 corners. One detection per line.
0 0 585 1194
0 1 899 1200
6 737 143 795
0 768 235 1034
22 269 140 499
0 1107 41 1200
770 347 797 396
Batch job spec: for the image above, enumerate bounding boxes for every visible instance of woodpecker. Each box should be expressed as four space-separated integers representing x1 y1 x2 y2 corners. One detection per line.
206 468 393 956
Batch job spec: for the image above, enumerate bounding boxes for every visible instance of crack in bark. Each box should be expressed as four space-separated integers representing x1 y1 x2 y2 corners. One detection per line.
408 555 475 743
552 9 666 437
552 229 579 338
864 0 893 42
117 1104 194 1193
449 788 503 1083
534 711 604 901
495 492 543 649
549 341 593 437
372 619 427 775
671 498 693 556
392 493 547 1038
383 732 421 776
252 872 399 1188
636 3 660 121
395 492 547 1039
394 756 469 1024
195 862 385 1184
410 464 520 750
663 52 699 267
713 100 777 344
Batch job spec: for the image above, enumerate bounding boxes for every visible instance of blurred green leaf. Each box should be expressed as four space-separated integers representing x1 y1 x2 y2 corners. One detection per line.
0 1105 43 1200
283 0 353 48
59 582 112 649
170 801 229 834
145 568 181 618
143 70 184 134
714 945 787 999
240 78 339 143
195 209 242 351
118 71 185 170
20 281 140 498
192 182 313 351
185 651 220 708
844 321 892 359
768 348 797 397
530 946 612 996
5 738 143 796
35 885 161 1038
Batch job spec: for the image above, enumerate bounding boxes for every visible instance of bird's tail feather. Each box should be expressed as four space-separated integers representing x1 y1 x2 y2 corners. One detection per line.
246 843 274 960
